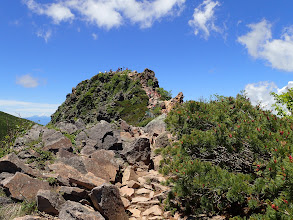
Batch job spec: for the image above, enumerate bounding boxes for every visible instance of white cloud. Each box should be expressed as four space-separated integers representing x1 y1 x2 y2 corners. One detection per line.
0 100 59 117
244 81 293 113
16 74 39 88
188 0 221 39
238 20 293 72
92 33 98 40
23 0 185 29
23 0 74 24
36 29 52 42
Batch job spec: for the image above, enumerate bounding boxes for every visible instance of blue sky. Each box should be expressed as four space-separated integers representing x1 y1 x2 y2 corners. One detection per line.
1 0 293 117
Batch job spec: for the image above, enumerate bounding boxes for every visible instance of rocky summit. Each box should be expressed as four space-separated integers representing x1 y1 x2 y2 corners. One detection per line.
50 68 169 127
0 69 185 220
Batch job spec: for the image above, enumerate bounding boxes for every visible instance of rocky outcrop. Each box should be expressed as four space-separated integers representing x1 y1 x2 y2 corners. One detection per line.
162 92 184 113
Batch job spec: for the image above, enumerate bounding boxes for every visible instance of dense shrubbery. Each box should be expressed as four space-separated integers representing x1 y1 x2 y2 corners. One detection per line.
159 94 293 219
156 87 172 101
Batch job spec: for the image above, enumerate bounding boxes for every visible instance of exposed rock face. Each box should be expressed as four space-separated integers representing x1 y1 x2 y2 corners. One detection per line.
90 184 128 220
2 172 50 202
121 138 151 166
59 201 105 220
36 189 65 215
162 92 184 113
128 68 159 89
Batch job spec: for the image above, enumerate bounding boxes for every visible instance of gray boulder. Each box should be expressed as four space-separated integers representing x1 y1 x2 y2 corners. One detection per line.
143 114 166 136
55 122 78 134
121 138 151 165
42 129 72 152
84 121 122 151
59 201 105 220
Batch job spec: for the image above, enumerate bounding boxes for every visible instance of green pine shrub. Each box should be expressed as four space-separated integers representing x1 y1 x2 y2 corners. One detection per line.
159 94 293 219
156 87 172 101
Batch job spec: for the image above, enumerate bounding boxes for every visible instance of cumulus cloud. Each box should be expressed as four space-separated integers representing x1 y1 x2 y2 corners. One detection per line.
16 74 39 88
188 0 221 39
23 0 185 29
238 20 293 72
244 81 293 113
23 0 74 24
36 29 52 42
0 100 59 117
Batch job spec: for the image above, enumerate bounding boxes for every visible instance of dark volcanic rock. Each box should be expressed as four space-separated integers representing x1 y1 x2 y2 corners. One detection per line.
82 121 122 151
121 137 151 165
37 189 65 215
0 153 41 177
90 183 128 220
58 186 88 202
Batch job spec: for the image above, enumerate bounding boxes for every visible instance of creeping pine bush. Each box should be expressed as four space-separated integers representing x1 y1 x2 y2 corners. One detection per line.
159 94 293 219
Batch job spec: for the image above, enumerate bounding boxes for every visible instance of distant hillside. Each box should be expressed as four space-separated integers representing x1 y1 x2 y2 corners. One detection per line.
26 115 51 125
50 69 171 126
0 111 33 141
